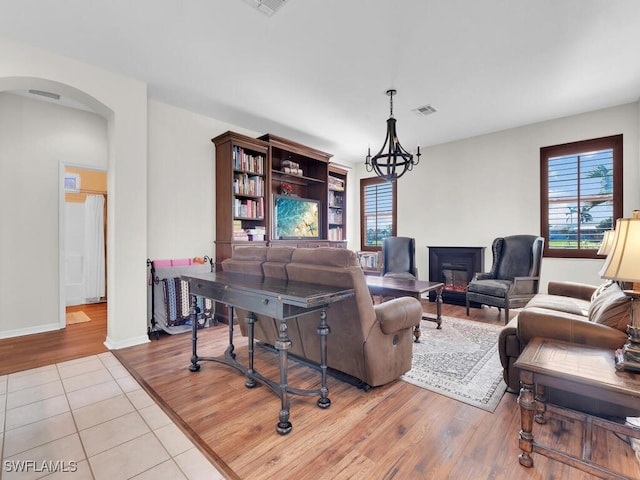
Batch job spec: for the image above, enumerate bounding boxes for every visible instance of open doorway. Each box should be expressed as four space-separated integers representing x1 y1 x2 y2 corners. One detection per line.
61 166 107 326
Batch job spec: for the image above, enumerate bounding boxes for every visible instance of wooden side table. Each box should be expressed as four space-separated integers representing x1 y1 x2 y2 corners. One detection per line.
514 337 640 478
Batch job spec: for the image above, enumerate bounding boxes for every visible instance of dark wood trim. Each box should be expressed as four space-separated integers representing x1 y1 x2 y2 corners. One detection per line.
359 176 397 251
540 134 623 259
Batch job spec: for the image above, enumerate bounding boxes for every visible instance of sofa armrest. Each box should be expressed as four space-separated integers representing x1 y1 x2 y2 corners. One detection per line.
518 307 627 349
547 281 597 301
374 297 422 335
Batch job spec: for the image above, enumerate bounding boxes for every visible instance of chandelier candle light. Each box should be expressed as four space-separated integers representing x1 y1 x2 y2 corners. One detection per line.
599 210 640 371
366 89 421 182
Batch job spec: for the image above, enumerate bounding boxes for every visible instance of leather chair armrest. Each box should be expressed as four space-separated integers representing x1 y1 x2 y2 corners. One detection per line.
473 272 494 281
518 307 627 349
547 281 597 301
374 297 422 335
510 276 539 295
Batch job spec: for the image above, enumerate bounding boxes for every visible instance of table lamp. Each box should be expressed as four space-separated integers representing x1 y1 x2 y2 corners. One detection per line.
597 229 615 256
599 210 640 371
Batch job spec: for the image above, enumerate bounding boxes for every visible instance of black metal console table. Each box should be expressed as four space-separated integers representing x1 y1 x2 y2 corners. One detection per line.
183 271 355 435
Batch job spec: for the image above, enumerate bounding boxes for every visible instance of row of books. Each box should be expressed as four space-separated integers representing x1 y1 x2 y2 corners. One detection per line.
281 159 303 176
233 173 264 196
281 166 304 176
328 190 344 207
328 176 345 191
328 227 343 241
233 225 266 241
233 146 265 174
233 197 264 219
328 209 343 224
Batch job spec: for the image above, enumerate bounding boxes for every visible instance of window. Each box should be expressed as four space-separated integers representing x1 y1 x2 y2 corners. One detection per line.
540 134 623 258
360 177 397 250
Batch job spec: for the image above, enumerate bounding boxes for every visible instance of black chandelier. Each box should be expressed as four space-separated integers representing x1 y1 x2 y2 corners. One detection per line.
365 89 420 182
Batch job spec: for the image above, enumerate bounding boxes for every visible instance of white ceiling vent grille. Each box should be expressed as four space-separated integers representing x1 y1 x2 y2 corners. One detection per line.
413 105 438 116
243 0 287 17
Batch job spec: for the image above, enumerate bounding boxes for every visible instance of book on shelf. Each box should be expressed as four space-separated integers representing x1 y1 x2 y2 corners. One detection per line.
233 225 265 242
328 209 343 224
281 160 299 169
328 227 343 241
328 190 344 207
328 176 345 191
281 166 303 176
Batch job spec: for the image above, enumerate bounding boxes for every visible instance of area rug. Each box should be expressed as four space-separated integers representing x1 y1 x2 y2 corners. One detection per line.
401 316 507 412
66 311 91 324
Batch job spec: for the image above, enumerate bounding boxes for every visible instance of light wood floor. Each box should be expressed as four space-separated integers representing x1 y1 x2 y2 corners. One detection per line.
1 302 639 479
0 303 109 375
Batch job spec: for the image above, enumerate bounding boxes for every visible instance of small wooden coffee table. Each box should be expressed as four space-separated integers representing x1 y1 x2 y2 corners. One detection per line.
514 337 640 478
365 276 444 342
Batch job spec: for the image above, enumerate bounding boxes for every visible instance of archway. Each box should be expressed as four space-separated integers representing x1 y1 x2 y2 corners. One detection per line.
0 76 113 342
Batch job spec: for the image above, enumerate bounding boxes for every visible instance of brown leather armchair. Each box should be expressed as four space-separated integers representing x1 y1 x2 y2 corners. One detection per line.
466 235 544 323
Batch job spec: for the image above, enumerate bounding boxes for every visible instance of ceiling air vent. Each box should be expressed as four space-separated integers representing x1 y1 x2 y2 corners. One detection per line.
413 105 437 116
243 0 287 17
28 89 61 100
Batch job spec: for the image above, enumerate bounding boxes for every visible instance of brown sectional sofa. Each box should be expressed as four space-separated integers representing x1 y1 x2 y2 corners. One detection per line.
221 245 423 389
498 279 633 415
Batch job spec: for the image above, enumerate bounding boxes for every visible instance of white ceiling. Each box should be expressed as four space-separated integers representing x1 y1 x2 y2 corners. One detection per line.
2 0 640 162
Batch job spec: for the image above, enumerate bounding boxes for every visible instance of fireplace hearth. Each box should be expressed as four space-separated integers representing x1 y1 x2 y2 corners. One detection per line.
428 246 485 306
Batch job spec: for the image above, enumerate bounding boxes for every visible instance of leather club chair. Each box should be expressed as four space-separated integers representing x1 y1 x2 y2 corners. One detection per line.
465 235 544 323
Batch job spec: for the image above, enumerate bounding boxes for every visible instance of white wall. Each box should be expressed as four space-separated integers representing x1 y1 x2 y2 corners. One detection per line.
146 100 259 261
0 36 148 348
354 102 640 291
0 92 107 336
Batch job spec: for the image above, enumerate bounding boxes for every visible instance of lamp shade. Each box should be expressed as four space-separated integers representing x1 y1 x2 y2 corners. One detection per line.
597 229 615 256
599 211 640 283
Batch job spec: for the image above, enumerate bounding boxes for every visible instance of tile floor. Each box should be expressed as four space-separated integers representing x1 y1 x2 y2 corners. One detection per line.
0 352 226 479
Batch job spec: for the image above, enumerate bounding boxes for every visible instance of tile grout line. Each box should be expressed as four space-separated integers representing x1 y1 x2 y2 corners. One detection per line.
57 358 96 479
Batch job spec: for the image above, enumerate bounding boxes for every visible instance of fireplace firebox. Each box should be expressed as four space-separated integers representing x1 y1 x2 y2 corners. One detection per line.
428 246 485 306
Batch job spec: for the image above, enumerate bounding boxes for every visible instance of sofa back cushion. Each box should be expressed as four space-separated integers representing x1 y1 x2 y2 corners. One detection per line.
588 281 631 331
263 246 296 280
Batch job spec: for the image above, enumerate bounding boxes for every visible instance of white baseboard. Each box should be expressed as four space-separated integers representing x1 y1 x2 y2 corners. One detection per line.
104 334 150 350
0 322 62 340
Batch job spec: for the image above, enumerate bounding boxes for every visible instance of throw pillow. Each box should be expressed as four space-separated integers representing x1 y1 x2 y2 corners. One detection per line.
591 279 616 302
588 282 631 332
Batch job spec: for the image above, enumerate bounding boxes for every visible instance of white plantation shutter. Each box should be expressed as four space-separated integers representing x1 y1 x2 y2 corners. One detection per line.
361 178 396 249
541 135 622 258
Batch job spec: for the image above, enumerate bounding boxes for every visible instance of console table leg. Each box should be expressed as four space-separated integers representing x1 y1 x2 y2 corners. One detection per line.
317 309 331 409
227 306 236 359
275 318 292 435
517 375 536 468
189 297 200 372
245 311 257 388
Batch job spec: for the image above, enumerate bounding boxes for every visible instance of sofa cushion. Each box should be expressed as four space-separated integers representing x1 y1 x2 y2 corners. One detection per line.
232 246 268 261
588 282 631 332
291 247 359 268
266 246 296 263
525 294 590 317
